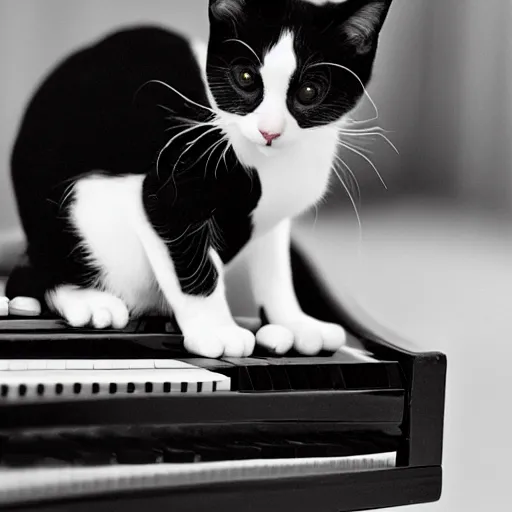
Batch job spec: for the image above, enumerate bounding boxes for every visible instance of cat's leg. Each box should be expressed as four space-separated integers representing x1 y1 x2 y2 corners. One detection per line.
247 219 346 355
135 217 255 359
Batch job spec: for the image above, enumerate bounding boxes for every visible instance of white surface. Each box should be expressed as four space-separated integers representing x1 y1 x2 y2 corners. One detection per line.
294 201 512 511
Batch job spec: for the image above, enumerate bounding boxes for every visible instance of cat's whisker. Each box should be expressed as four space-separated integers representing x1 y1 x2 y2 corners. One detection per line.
157 104 176 116
138 79 216 115
58 180 80 213
156 123 213 177
214 141 232 179
309 62 379 124
165 122 198 133
337 139 388 190
338 124 387 133
199 137 229 178
172 126 223 174
340 131 400 155
333 154 361 200
204 137 228 171
331 164 362 244
338 137 373 157
224 39 262 66
157 104 217 129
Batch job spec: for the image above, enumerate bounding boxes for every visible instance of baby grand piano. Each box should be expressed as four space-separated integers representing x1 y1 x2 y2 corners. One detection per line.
0 244 447 512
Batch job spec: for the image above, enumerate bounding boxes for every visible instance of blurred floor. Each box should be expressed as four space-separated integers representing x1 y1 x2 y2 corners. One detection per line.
293 199 512 512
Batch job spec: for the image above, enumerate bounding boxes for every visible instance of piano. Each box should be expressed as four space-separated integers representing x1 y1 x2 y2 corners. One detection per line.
0 245 447 512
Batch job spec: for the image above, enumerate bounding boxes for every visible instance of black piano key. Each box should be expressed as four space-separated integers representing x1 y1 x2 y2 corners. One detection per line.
246 366 274 391
153 436 201 463
1 440 42 467
282 439 327 458
285 366 312 390
162 447 198 463
237 367 254 391
342 364 390 389
61 434 117 464
266 366 292 391
1 438 70 467
222 442 262 460
142 317 168 333
250 438 297 459
115 447 163 464
305 365 333 390
190 442 233 462
102 436 165 465
311 433 380 456
325 365 347 390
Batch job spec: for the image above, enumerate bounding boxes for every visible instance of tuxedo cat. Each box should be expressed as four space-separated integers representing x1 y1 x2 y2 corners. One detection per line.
8 0 393 358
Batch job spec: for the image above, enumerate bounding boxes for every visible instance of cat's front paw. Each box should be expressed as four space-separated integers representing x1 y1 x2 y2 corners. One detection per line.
46 286 130 330
256 316 346 356
183 324 255 359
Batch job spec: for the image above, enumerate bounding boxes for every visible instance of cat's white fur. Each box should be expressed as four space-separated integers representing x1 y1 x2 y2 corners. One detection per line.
49 30 346 357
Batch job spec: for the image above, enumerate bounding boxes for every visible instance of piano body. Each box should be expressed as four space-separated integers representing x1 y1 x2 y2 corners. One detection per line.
0 245 447 512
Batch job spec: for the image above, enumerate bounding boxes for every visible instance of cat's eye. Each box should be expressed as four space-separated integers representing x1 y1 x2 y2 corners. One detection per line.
239 70 254 87
296 83 320 106
233 66 258 92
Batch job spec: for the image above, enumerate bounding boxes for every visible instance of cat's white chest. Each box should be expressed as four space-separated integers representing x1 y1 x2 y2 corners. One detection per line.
251 129 338 235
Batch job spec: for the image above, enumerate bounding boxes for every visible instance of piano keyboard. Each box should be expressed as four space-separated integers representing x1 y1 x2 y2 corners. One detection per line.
0 359 231 402
0 343 384 403
0 453 396 507
0 427 398 507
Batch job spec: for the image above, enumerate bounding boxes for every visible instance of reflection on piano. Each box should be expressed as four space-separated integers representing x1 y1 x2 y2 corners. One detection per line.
0 245 447 512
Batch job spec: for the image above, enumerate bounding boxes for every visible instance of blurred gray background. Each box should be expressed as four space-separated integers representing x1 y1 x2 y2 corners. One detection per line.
0 1 511 510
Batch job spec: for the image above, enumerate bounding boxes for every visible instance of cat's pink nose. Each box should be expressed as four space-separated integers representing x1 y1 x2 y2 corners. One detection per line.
259 131 281 144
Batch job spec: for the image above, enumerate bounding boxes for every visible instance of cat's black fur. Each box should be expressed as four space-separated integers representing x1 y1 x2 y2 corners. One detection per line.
7 0 392 305
10 25 261 300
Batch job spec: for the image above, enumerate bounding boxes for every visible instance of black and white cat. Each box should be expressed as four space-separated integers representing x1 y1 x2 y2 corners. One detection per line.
8 0 393 358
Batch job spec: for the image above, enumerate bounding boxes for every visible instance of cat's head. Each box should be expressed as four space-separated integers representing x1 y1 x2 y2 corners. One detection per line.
206 0 393 152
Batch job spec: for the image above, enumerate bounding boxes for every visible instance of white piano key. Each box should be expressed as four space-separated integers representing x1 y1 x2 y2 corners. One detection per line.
171 381 183 393
111 360 130 369
8 296 42 317
0 359 204 372
8 361 28 371
0 361 9 371
201 381 214 393
187 382 198 393
0 369 231 388
93 361 113 370
45 360 66 370
27 361 47 371
65 360 94 370
154 360 201 370
128 360 155 369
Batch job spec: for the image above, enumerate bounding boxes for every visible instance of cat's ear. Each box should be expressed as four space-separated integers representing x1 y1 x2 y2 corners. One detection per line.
209 0 246 22
340 0 393 54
